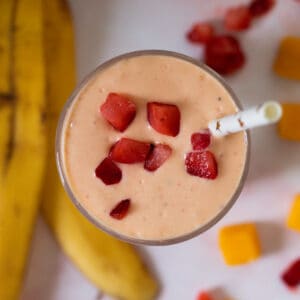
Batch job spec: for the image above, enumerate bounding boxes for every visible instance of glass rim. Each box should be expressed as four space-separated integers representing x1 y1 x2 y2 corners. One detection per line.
56 49 250 246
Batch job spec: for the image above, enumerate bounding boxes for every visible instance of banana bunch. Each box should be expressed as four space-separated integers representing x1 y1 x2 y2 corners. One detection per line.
0 1 47 299
0 1 158 299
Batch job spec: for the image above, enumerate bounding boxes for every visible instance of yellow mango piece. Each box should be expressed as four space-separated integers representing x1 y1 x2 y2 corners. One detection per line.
277 103 300 141
287 194 300 232
273 36 300 81
218 223 261 266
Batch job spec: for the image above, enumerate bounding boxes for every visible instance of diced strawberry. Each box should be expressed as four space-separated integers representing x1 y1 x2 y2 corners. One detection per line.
110 199 130 220
186 23 215 44
110 138 151 164
185 150 218 179
147 102 180 136
196 291 213 300
191 129 211 151
281 258 300 288
100 93 136 132
144 144 172 172
224 5 252 31
95 157 122 185
205 35 245 75
249 0 275 17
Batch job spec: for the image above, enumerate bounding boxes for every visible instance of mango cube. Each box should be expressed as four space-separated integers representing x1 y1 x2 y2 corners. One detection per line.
277 103 300 141
273 36 300 81
218 223 261 266
287 194 300 232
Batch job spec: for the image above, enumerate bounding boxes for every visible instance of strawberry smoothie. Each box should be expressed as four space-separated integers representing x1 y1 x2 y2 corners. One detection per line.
58 51 248 244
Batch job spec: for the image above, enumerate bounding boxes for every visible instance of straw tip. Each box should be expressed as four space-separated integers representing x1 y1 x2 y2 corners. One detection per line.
261 101 282 123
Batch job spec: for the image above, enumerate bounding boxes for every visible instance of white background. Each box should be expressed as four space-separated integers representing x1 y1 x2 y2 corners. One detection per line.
21 0 300 299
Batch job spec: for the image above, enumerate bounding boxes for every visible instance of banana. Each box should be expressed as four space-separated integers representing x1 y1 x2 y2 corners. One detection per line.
0 0 14 96
41 1 159 299
0 0 46 298
0 101 12 178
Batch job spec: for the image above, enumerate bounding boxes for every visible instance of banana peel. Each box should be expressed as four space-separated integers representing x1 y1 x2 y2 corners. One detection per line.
41 0 158 299
0 101 12 178
0 0 14 96
0 0 47 298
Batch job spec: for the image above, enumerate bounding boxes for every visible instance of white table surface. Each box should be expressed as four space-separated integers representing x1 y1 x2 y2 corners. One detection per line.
21 0 300 299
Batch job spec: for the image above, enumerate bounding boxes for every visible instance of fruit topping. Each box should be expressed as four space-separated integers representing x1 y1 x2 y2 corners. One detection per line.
110 138 151 164
100 93 136 132
147 102 180 137
144 144 172 172
95 157 122 185
185 150 218 179
191 129 211 151
110 199 131 220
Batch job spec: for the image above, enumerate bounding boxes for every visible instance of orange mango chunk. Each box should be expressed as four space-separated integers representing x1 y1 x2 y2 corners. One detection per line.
273 36 300 81
277 103 300 141
218 223 261 266
287 194 300 233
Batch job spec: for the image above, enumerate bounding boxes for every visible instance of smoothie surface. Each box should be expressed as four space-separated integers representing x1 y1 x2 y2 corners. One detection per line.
62 54 247 241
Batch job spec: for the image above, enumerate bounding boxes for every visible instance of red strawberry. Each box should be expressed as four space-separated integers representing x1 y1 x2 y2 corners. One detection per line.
249 0 275 17
144 144 172 172
185 150 218 179
110 138 151 164
191 129 211 151
186 23 215 44
147 102 180 136
110 199 130 220
224 5 252 31
197 291 213 300
100 93 136 132
281 258 300 288
205 35 245 75
95 157 122 185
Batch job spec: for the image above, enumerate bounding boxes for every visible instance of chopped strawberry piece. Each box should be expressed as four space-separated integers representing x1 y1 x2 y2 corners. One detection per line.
100 93 136 132
147 102 180 136
144 144 172 172
185 150 218 179
224 5 252 31
95 157 122 185
191 129 211 151
205 35 245 75
249 0 275 17
187 23 215 44
110 199 130 220
281 258 300 288
110 138 151 164
197 291 213 300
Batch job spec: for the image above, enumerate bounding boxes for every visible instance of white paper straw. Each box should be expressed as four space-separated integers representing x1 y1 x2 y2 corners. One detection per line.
208 101 282 137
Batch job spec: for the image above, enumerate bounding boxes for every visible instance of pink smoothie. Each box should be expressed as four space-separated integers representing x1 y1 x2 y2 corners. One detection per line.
61 53 248 242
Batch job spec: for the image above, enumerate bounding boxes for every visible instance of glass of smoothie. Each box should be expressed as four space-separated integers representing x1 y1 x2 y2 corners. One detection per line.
56 50 250 245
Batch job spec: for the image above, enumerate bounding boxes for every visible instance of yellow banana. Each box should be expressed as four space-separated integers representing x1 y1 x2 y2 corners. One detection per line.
0 0 14 96
41 1 158 299
0 101 12 178
0 0 14 179
0 0 46 298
